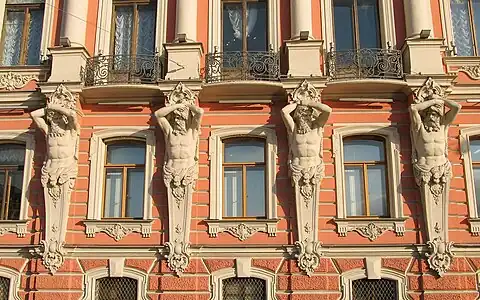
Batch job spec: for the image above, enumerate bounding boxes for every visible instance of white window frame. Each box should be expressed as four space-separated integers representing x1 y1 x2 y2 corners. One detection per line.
80 267 149 300
0 267 21 300
340 268 410 300
460 126 480 235
210 266 278 300
84 127 155 241
0 130 34 238
95 0 168 55
0 0 56 63
207 0 281 53
332 125 406 239
207 126 278 241
321 0 396 50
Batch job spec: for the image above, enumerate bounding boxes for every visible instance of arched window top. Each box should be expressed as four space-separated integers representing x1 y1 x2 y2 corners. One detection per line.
343 136 386 163
95 277 138 300
222 277 266 300
223 137 266 164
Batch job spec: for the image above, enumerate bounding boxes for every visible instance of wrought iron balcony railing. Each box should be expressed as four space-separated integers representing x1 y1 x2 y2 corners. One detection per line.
326 48 403 81
82 54 163 86
205 51 280 83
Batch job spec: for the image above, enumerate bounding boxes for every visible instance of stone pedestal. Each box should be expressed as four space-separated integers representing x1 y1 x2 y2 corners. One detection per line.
164 43 203 80
402 39 445 75
285 40 324 77
48 47 90 83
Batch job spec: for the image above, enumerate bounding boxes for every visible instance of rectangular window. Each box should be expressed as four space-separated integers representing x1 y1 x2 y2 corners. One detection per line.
343 137 389 217
96 277 137 300
451 0 480 56
1 0 44 65
223 138 266 218
222 278 266 300
0 144 25 220
333 0 380 51
0 276 9 300
112 0 156 57
103 142 145 219
352 278 398 300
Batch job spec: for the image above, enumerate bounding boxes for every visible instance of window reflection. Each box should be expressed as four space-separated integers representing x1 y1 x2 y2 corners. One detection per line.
0 143 25 221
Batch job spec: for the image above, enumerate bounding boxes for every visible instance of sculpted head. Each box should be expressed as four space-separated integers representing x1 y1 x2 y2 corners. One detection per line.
293 105 315 134
46 109 69 135
170 106 189 135
421 99 443 133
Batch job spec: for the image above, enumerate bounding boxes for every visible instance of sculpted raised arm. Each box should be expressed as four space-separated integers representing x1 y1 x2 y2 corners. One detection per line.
48 104 79 132
186 103 204 130
30 108 48 135
155 104 183 134
281 103 297 135
409 99 442 131
302 99 332 128
442 98 461 126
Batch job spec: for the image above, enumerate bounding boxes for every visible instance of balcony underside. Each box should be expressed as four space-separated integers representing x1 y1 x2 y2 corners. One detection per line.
200 81 286 102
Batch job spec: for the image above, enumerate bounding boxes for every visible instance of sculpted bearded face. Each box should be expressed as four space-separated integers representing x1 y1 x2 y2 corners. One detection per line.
422 107 442 132
46 110 68 135
171 107 189 135
293 105 314 134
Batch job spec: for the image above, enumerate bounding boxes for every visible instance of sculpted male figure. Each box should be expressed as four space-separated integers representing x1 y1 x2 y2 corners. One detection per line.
31 103 79 204
155 102 204 203
281 99 332 201
409 94 461 200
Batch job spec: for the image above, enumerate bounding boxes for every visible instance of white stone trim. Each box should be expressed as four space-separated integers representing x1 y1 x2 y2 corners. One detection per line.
0 0 55 62
321 0 397 50
332 125 404 237
0 267 21 300
0 130 34 237
460 126 480 235
439 0 456 53
83 219 153 241
340 268 410 300
210 265 278 300
86 127 155 222
95 0 168 55
207 0 280 53
80 267 149 300
208 126 278 239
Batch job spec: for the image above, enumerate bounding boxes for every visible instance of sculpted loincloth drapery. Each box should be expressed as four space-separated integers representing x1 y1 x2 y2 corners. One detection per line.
41 160 77 207
289 162 325 207
163 163 198 207
413 161 451 204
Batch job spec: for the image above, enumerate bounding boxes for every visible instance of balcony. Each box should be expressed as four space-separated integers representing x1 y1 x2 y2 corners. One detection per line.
82 54 164 87
205 51 280 83
326 48 403 81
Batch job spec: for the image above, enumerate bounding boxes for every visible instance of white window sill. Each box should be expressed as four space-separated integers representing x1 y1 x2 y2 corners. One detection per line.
0 220 29 238
83 219 153 241
206 219 279 241
333 218 407 241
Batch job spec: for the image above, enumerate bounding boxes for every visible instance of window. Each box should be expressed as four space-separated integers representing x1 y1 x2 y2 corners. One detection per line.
207 127 278 240
103 141 145 219
0 143 25 220
343 137 388 217
112 0 156 57
222 0 268 52
333 0 380 50
95 277 137 300
222 278 266 300
223 138 266 218
470 139 480 215
351 278 398 300
0 276 9 300
450 0 480 56
1 0 44 65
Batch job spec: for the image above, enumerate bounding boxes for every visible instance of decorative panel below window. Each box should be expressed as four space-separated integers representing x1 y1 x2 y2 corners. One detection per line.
352 278 398 300
222 277 266 300
95 277 137 300
0 276 10 300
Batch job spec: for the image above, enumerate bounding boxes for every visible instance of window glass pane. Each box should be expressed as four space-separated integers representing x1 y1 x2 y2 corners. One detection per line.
357 0 380 48
96 277 137 300
126 168 144 218
104 169 123 218
224 139 264 163
345 166 365 216
224 167 243 217
451 0 475 56
7 0 44 3
106 143 145 165
223 3 243 52
136 4 156 55
7 170 23 220
367 165 388 216
470 140 480 161
246 166 265 217
334 0 355 50
246 1 267 52
26 8 44 65
472 0 480 55
344 139 385 162
474 166 480 215
2 10 25 65
0 276 10 300
114 6 133 56
0 144 25 165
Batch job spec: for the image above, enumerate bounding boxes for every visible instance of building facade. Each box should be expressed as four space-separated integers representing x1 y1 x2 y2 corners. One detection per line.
0 0 479 299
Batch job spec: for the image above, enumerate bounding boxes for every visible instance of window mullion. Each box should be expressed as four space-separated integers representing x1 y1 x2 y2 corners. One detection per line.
363 164 370 216
353 0 360 50
122 166 128 217
242 0 247 52
468 0 478 55
242 164 247 217
20 7 30 65
132 4 139 57
0 170 8 220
